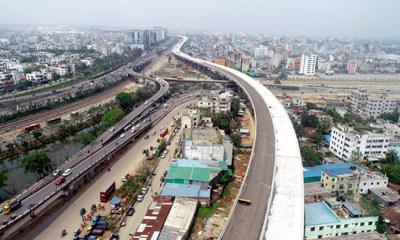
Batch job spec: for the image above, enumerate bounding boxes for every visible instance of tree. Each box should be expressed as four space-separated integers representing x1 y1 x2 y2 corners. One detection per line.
101 107 124 128
230 98 240 116
229 132 241 147
22 151 53 179
156 140 167 157
0 170 13 196
301 112 319 128
31 128 43 139
324 108 343 124
383 149 399 164
212 112 233 134
316 119 329 134
301 145 324 166
116 92 133 112
15 80 32 91
381 164 400 184
273 79 281 85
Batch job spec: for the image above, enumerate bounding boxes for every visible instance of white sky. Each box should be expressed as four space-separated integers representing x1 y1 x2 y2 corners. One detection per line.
1 0 399 39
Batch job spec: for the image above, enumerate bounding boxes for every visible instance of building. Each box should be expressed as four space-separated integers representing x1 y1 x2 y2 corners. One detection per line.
347 61 357 74
165 159 231 186
304 182 331 203
350 89 399 119
213 58 226 66
160 183 210 206
158 198 198 240
303 162 368 184
181 109 200 129
182 128 233 166
132 198 173 240
304 201 378 239
369 187 400 207
241 57 250 72
321 167 361 195
299 54 318 76
292 96 307 108
329 125 391 161
358 172 388 194
197 91 233 113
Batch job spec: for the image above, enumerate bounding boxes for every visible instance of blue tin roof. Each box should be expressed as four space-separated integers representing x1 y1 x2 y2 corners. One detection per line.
160 183 210 198
343 202 361 216
324 168 353 177
303 162 368 179
305 202 340 226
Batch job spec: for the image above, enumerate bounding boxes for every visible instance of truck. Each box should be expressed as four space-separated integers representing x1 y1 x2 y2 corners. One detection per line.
3 200 21 215
90 229 104 236
160 128 168 138
99 181 115 202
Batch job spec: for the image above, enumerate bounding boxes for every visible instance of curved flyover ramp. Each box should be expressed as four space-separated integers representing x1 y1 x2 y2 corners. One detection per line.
173 37 304 240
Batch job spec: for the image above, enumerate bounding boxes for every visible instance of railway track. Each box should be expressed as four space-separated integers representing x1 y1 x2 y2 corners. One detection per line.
0 80 132 134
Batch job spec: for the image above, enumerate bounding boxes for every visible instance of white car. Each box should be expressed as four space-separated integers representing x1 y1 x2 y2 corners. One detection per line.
120 133 126 138
62 168 72 177
141 187 149 195
131 126 136 133
137 194 144 202
53 169 62 177
152 130 156 135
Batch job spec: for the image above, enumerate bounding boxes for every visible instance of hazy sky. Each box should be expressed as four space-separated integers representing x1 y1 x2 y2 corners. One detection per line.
1 0 400 39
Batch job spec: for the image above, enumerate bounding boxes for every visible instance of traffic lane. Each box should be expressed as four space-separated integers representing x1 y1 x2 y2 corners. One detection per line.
222 75 275 240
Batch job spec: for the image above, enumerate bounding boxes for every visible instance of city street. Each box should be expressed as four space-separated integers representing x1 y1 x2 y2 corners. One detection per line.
23 100 193 240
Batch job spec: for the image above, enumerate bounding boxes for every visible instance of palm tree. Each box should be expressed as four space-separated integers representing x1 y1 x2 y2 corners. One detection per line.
384 149 399 164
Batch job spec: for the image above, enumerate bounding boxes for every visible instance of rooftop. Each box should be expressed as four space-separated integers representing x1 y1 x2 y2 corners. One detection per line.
303 162 368 180
323 168 353 177
158 198 198 240
369 187 400 203
305 202 340 226
160 183 210 198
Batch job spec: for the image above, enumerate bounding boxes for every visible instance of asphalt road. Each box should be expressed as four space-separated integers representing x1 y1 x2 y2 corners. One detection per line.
0 76 169 228
216 67 275 240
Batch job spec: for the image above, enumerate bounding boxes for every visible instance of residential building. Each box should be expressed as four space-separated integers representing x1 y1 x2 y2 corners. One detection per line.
320 168 361 195
304 182 331 203
304 201 378 239
299 53 318 76
369 187 400 207
181 109 200 129
303 162 367 184
158 198 198 240
329 125 391 161
292 96 307 108
160 183 210 206
347 61 357 74
350 89 398 119
197 91 233 113
241 57 250 72
359 172 388 194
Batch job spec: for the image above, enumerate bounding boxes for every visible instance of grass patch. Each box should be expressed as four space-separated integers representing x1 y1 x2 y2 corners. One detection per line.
197 204 217 219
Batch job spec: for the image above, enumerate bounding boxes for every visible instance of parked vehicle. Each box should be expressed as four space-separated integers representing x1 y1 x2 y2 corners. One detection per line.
110 208 123 215
160 128 168 138
144 135 149 140
141 187 149 195
90 229 104 236
3 200 21 215
24 123 41 133
120 133 126 138
62 168 72 177
100 181 116 202
55 176 66 186
53 169 62 177
127 207 135 216
137 194 144 202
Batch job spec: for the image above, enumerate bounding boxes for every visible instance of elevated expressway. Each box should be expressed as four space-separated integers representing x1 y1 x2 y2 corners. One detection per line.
173 37 303 240
0 73 170 239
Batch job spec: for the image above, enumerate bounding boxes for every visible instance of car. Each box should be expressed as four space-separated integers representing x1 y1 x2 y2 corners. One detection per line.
137 194 144 202
144 100 148 105
55 176 65 186
110 208 123 215
53 169 62 177
120 133 126 138
152 130 156 135
110 127 115 132
163 170 168 177
141 187 149 195
62 168 72 177
144 135 149 140
127 207 135 216
131 126 136 133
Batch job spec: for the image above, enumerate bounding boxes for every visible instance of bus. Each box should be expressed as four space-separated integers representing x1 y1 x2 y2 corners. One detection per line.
99 181 115 202
47 117 62 125
238 197 252 205
24 123 41 133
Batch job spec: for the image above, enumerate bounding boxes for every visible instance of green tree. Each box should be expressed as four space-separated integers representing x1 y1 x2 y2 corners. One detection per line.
22 151 53 179
15 80 32 91
212 112 233 134
316 119 329 134
116 92 133 112
230 98 240 116
31 128 43 139
0 170 13 196
156 140 167 157
383 149 399 164
79 131 97 146
301 145 324 166
381 163 400 184
101 107 124 128
229 132 241 147
324 108 343 124
301 112 319 128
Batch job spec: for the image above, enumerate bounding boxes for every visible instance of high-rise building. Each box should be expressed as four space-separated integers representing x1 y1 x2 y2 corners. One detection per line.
350 89 399 119
299 54 318 75
241 57 250 72
347 61 357 74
